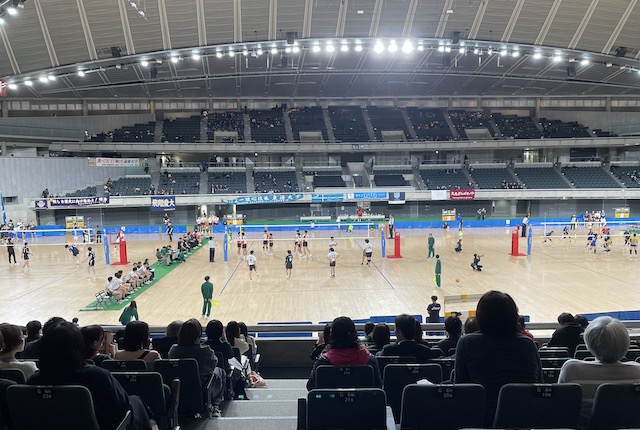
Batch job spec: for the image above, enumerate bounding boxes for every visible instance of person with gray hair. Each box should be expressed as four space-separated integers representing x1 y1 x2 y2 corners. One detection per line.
559 316 640 426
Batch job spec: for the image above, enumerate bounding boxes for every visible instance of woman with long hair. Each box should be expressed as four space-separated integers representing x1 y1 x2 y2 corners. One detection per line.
0 324 37 379
114 321 160 368
306 316 382 390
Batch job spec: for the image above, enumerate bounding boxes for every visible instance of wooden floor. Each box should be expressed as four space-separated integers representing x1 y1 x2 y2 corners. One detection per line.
2 226 640 327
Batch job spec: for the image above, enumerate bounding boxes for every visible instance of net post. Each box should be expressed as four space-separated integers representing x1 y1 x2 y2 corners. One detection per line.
103 228 110 265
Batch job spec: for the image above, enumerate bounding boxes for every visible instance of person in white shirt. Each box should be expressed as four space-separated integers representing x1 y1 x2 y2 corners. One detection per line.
302 230 312 258
521 215 529 237
246 250 258 281
362 238 373 267
328 236 337 248
106 276 125 301
327 248 339 278
208 236 216 262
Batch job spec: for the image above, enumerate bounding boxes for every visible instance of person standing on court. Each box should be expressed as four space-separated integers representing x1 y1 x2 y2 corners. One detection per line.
427 233 435 258
388 214 395 238
521 214 529 237
167 222 174 242
6 237 16 264
201 276 214 318
435 254 442 288
285 250 293 279
427 296 441 323
208 236 216 263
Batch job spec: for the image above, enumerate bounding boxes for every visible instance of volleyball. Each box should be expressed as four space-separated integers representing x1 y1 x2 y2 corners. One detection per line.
456 278 460 283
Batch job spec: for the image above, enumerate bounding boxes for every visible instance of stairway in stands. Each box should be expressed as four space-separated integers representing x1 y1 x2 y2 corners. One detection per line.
201 379 306 430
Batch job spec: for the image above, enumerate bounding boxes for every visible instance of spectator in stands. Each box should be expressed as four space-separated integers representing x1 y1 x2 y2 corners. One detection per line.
454 290 543 426
464 317 480 334
437 316 462 356
238 322 257 356
518 315 534 340
114 321 160 368
574 314 589 330
413 319 430 346
225 321 249 355
559 316 640 427
310 323 332 361
371 323 391 352
363 322 375 344
25 320 42 343
22 316 65 359
205 320 233 374
169 318 223 416
306 316 382 390
548 312 584 356
380 314 435 362
81 325 113 367
28 322 153 430
0 324 38 378
153 320 182 358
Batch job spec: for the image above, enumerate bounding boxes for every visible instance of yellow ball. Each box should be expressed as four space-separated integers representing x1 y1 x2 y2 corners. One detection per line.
455 278 460 283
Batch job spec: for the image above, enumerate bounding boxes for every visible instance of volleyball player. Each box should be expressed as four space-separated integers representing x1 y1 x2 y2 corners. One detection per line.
624 228 631 249
588 232 598 255
21 242 32 273
541 230 554 245
236 232 242 257
285 250 293 278
167 222 174 242
268 233 274 255
362 238 373 267
84 246 96 279
241 232 248 258
585 228 595 251
295 231 303 258
327 247 338 278
630 233 638 257
328 236 337 249
302 230 312 258
262 229 269 254
247 250 259 281
65 244 81 265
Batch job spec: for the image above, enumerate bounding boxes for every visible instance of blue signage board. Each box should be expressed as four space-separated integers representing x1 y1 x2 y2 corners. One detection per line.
349 191 388 200
150 195 176 212
311 193 345 203
34 196 110 209
224 193 304 205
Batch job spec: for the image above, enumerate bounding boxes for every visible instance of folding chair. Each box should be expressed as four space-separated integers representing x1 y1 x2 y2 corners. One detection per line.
383 364 442 422
0 368 26 384
154 358 215 418
375 355 417 376
7 385 131 430
314 365 374 389
101 359 148 372
400 383 485 430
428 358 455 379
540 357 569 369
588 383 640 430
112 371 180 430
94 290 115 309
493 383 582 429
306 388 387 430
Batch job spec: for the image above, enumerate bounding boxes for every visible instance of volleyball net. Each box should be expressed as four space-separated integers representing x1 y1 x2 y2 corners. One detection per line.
224 222 379 242
0 228 97 247
539 220 639 238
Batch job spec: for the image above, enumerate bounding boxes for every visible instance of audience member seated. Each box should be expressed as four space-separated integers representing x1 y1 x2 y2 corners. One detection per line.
153 320 182 358
161 116 201 142
310 324 331 361
239 322 257 357
548 312 584 356
21 317 65 360
112 122 156 143
25 320 41 344
0 324 38 379
225 321 249 356
518 315 534 340
114 321 161 369
539 118 590 138
559 316 640 427
380 314 435 362
204 320 234 374
249 108 287 143
464 317 480 334
207 111 245 141
81 325 113 367
253 170 299 193
28 321 153 430
437 316 462 357
0 329 15 430
493 113 542 139
363 322 375 345
454 290 543 426
168 319 224 416
307 316 382 390
289 106 329 141
367 106 413 141
448 110 495 139
371 324 391 353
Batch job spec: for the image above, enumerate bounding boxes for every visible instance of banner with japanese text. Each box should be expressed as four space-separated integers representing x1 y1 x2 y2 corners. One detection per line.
150 195 176 212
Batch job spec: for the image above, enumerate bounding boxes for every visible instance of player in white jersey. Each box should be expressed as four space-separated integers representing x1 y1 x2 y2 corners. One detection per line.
247 250 259 281
302 230 312 258
328 236 337 249
285 250 293 278
327 248 339 278
84 246 96 279
362 239 373 267
295 232 303 258
262 230 269 254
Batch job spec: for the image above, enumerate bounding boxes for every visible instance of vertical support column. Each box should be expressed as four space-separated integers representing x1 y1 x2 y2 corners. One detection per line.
1 100 8 118
380 229 386 258
82 99 88 116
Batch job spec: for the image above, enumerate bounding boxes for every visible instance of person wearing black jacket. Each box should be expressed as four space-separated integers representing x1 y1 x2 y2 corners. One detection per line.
152 320 182 358
548 312 584 356
379 314 438 363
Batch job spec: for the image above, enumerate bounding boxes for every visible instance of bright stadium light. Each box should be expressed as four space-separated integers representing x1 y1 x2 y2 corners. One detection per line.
387 40 398 53
437 46 445 53
140 59 149 67
77 70 85 77
227 50 234 57
354 44 363 52
24 79 33 86
285 47 292 53
473 48 479 55
292 46 300 53
216 52 223 58
581 59 589 66
7 7 17 16
417 45 424 51
340 44 349 52
170 55 179 63
512 51 520 58
402 40 414 54
553 55 563 62
312 45 321 53
48 75 57 81
270 47 278 54
326 43 335 53
7 83 17 90
242 49 249 56
444 46 451 53
500 49 508 57
533 52 542 59
374 41 385 53
38 76 48 83
256 48 263 56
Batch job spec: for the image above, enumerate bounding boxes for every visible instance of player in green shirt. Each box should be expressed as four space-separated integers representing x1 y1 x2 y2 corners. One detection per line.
201 276 214 318
428 233 435 258
435 255 441 288
119 301 139 325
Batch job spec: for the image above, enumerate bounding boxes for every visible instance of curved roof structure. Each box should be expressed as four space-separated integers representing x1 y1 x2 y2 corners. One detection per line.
2 0 640 99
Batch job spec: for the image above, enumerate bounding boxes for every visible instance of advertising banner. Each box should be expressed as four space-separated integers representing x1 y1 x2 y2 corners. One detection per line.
151 195 176 212
450 189 476 200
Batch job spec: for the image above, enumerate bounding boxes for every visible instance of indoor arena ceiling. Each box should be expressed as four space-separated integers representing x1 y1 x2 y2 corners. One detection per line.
3 0 640 100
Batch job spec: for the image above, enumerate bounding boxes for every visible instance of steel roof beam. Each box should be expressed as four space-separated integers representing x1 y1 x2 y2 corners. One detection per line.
601 0 637 54
117 0 136 55
33 0 59 67
76 0 98 60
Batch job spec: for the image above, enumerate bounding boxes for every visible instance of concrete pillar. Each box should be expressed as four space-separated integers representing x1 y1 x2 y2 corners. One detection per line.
1 100 8 118
149 100 155 115
605 97 612 113
1 143 6 156
534 98 541 118
82 100 88 116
